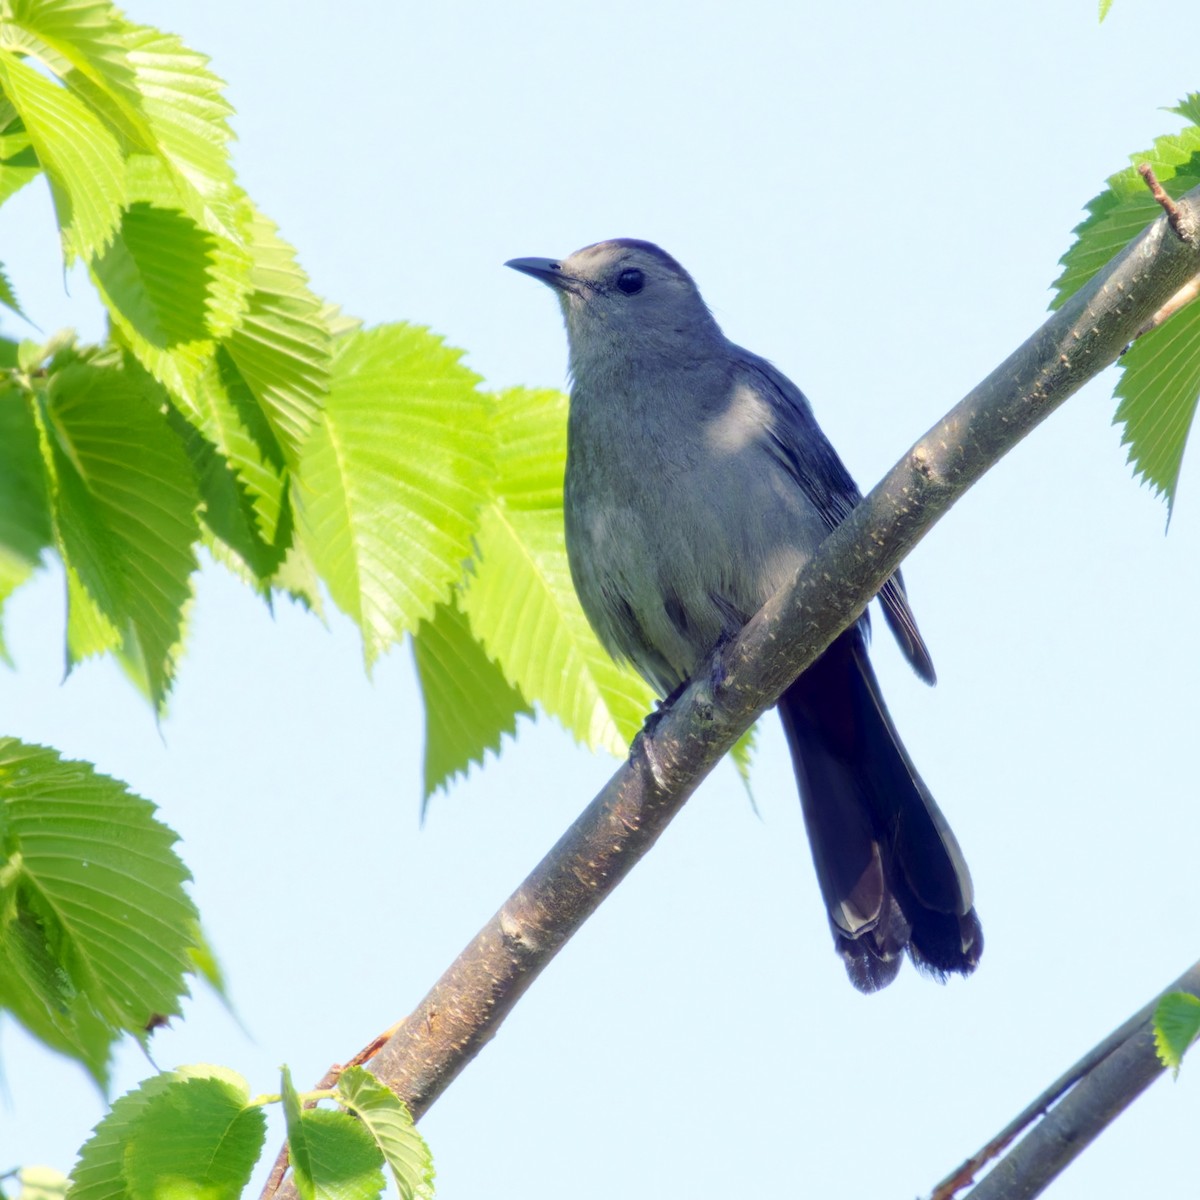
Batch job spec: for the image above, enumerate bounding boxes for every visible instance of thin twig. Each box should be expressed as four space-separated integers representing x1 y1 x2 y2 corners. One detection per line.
931 963 1198 1198
1118 166 1199 349
260 186 1200 1200
1128 272 1200 343
261 1146 290 1199
260 1024 400 1193
945 960 1200 1200
1138 163 1197 243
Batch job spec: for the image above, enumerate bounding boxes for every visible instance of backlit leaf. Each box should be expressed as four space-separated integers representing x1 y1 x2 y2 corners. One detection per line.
294 324 491 666
70 1066 264 1200
0 738 197 1085
39 359 199 708
459 388 655 754
412 594 531 804
0 46 123 261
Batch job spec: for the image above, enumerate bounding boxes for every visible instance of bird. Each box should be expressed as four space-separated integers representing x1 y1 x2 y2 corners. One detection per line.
506 238 981 991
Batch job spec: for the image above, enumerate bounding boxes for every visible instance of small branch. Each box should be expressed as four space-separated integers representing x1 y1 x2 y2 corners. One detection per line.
261 1146 290 1199
1124 165 1200 346
261 186 1200 1200
259 1025 399 1192
937 960 1200 1200
1138 163 1197 243
1128 272 1200 343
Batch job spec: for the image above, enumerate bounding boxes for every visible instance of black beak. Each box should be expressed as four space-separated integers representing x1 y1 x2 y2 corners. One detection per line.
505 257 570 290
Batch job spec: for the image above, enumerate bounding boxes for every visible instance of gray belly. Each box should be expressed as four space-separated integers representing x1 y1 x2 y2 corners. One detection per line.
564 430 827 696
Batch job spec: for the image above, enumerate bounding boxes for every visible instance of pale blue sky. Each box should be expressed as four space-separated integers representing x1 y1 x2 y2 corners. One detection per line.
2 2 1199 1197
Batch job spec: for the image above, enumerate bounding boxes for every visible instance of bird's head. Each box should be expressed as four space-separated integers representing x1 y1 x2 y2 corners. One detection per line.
506 239 721 371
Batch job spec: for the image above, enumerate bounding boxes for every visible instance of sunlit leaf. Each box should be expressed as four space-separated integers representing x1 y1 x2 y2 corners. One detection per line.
91 201 218 397
459 388 655 754
0 119 41 207
1154 991 1200 1074
63 560 119 664
1113 299 1200 512
126 1072 266 1199
0 259 27 320
0 381 52 661
4 0 241 240
0 46 123 261
282 1067 386 1200
0 738 197 1085
412 594 532 805
336 1067 435 1200
38 359 199 708
69 1066 264 1200
223 209 332 467
730 723 759 812
1053 97 1200 307
280 1066 315 1200
168 404 284 587
1052 96 1200 510
294 323 491 666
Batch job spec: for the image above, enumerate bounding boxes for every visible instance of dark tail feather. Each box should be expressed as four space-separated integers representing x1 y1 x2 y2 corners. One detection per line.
777 627 982 992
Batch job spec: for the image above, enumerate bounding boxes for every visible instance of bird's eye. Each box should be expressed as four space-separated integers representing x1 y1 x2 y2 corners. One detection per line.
615 268 645 295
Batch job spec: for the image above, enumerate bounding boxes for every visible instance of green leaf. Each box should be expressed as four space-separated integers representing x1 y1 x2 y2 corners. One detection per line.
1098 0 1113 20
0 382 53 661
69 1066 265 1200
208 349 289 527
281 1066 315 1200
1176 95 1200 126
1051 97 1200 510
412 594 532 804
222 209 332 466
0 120 41 207
0 738 197 1084
4 0 241 241
131 206 327 542
119 23 239 239
295 324 492 666
1052 100 1200 308
167 401 288 588
184 917 229 1000
126 1072 266 1199
459 388 655 754
0 47 123 261
1112 298 1200 511
38 359 199 708
282 1067 386 1200
336 1066 435 1200
63 561 120 664
730 723 759 812
1154 991 1200 1074
263 536 325 614
0 259 27 320
90 201 219 398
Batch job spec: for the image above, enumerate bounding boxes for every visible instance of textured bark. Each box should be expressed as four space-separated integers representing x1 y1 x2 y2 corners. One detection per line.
263 186 1200 1197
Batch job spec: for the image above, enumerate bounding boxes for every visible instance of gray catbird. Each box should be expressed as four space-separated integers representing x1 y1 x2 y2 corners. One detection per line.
507 238 981 991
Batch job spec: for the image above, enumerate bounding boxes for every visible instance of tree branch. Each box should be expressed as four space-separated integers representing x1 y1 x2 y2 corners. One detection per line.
262 186 1200 1198
933 959 1200 1200
1137 163 1198 243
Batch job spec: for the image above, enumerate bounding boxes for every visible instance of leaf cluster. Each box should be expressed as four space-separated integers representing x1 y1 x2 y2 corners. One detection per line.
0 0 655 772
1052 95 1200 512
0 0 653 1182
21 1063 435 1200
